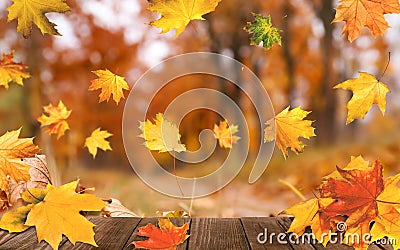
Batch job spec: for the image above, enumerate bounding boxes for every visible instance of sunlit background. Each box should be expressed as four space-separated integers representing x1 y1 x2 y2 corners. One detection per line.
1 0 400 216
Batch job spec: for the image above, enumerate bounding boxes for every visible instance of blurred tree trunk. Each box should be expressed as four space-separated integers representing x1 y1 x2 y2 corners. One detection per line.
23 31 45 136
313 0 337 143
282 2 296 104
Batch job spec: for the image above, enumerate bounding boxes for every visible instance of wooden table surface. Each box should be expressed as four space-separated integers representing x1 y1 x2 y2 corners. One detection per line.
0 217 393 249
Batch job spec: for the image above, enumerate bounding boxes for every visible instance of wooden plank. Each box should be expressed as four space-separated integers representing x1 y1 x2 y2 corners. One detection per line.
188 218 250 250
0 226 49 249
275 217 318 250
241 217 292 250
0 230 18 246
59 217 141 250
122 217 190 250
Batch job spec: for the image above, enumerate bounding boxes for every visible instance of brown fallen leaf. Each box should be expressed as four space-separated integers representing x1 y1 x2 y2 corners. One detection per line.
102 198 138 217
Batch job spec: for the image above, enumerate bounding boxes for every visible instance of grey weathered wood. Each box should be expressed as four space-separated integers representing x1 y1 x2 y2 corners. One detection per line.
241 217 292 250
59 217 141 250
122 217 190 250
188 218 250 249
0 226 48 249
0 217 395 249
0 231 18 246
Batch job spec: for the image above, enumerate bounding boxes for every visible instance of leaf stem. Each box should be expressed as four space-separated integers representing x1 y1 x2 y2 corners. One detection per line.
376 199 400 205
173 151 184 197
378 52 391 81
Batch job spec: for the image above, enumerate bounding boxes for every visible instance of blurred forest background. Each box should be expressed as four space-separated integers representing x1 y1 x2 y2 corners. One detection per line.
1 0 400 216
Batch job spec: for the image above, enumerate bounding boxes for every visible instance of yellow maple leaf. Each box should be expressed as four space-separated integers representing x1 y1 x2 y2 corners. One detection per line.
0 128 40 191
264 106 315 158
333 0 400 42
89 69 130 105
213 120 240 149
148 0 222 37
1 181 105 250
38 101 71 139
282 198 335 246
84 128 113 159
7 0 71 38
0 204 34 232
334 72 390 125
369 173 400 250
0 52 30 89
139 113 186 153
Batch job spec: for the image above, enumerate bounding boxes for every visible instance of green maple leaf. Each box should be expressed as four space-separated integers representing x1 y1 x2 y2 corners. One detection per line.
244 13 281 50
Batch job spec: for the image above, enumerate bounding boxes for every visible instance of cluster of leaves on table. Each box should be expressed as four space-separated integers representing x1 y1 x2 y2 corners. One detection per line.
0 0 400 249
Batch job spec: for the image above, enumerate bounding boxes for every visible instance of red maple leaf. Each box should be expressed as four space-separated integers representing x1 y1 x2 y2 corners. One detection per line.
133 218 189 250
319 160 384 228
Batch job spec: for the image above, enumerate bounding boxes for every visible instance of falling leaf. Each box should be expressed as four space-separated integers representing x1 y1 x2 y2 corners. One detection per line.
101 198 138 217
334 72 390 124
213 120 240 149
89 69 129 105
333 0 400 42
0 181 106 250
84 128 112 159
38 101 71 139
264 106 315 158
0 52 30 89
148 0 222 37
139 113 186 153
7 0 71 38
0 128 40 191
133 218 190 249
244 13 281 50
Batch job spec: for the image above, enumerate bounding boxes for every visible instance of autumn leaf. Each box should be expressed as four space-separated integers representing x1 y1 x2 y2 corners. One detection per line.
102 198 138 217
148 0 222 37
264 106 315 158
38 101 71 139
84 128 113 159
5 155 52 207
319 161 384 231
334 72 390 124
139 113 186 153
282 198 335 246
7 0 71 38
333 0 400 42
0 52 30 89
89 69 130 105
0 204 34 232
133 218 190 249
244 13 281 50
283 157 400 250
213 120 240 149
0 181 106 250
156 210 190 218
0 128 40 191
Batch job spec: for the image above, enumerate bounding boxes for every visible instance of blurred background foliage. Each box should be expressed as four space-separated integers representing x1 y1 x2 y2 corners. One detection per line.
1 0 400 216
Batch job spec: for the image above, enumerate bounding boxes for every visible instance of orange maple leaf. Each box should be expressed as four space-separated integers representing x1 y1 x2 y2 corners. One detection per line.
319 160 383 229
89 69 129 105
0 52 30 89
37 101 71 139
213 120 240 149
333 0 400 42
133 218 190 250
284 157 400 250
